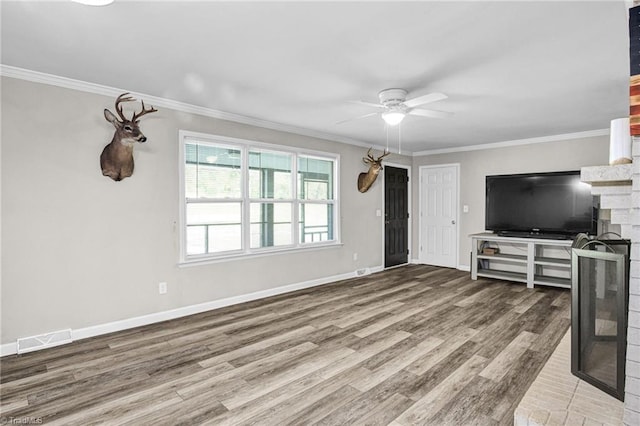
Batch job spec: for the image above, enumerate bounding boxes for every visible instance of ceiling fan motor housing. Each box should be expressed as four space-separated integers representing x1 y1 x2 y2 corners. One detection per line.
378 88 407 107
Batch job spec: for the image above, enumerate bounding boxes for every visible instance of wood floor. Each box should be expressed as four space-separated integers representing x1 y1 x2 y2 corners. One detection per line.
0 265 571 425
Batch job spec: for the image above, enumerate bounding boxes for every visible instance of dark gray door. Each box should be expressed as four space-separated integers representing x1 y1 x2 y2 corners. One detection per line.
385 166 409 267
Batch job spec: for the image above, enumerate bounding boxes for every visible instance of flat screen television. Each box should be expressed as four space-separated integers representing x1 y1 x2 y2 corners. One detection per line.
485 170 597 238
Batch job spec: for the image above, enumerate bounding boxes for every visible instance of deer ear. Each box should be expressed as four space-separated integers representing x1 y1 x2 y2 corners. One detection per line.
104 109 118 125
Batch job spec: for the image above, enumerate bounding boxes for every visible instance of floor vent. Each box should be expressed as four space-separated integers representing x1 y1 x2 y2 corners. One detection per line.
355 268 371 277
17 329 72 354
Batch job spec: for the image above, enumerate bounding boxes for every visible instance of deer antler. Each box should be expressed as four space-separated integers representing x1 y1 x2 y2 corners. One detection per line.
363 148 376 165
114 93 136 122
362 148 390 165
377 150 391 161
131 100 158 123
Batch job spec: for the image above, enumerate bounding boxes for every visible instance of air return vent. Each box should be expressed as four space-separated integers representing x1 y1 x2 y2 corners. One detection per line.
17 329 72 354
355 268 371 277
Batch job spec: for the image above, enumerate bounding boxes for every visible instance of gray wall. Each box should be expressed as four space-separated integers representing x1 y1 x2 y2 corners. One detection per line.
0 77 410 344
411 136 610 268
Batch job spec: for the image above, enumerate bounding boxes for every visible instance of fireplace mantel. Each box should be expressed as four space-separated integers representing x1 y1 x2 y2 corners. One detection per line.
581 163 632 186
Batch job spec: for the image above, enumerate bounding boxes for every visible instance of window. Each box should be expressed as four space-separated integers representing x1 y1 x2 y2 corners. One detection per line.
298 156 334 243
179 132 339 262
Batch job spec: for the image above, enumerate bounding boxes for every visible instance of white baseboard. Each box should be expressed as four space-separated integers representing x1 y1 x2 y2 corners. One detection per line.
410 258 470 273
1 266 383 357
369 265 385 274
1 343 17 357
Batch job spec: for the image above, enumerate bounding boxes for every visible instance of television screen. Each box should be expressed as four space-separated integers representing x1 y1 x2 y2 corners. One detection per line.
485 171 597 237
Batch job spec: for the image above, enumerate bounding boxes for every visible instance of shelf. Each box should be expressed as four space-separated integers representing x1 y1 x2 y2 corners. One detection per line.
534 256 571 268
477 253 528 264
533 274 571 289
471 233 573 289
477 269 528 283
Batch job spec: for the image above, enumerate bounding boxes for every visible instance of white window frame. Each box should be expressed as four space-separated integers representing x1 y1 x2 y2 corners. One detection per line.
178 130 341 265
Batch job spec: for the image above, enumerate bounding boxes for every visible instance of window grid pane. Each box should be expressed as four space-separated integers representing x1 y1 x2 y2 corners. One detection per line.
186 202 242 254
299 203 333 243
250 202 293 249
249 151 293 199
186 143 242 199
298 156 333 200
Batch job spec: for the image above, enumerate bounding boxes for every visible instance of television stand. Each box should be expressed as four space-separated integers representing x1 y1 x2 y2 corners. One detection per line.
470 232 573 289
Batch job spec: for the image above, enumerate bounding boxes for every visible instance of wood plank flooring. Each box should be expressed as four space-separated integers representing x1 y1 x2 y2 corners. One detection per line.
0 265 571 425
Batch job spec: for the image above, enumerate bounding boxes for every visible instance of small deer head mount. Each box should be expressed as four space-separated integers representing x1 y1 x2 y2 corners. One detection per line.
100 93 157 181
357 148 390 193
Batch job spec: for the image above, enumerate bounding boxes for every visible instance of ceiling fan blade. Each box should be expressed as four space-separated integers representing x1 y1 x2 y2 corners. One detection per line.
349 100 385 109
336 112 379 125
408 108 453 119
404 92 448 108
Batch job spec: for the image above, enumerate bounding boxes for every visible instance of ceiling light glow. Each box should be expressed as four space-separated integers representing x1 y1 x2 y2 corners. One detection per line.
382 111 405 126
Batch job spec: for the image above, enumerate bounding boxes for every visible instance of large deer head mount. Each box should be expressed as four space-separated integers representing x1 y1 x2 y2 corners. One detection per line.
357 148 390 193
100 93 157 181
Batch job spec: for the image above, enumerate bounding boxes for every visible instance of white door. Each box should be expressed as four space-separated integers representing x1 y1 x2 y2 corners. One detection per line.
420 165 458 268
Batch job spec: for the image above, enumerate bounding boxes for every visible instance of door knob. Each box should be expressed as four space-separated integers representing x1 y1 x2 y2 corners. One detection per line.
451 220 456 225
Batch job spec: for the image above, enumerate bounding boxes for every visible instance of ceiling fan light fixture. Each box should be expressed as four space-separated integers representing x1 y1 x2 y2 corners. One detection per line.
382 111 406 126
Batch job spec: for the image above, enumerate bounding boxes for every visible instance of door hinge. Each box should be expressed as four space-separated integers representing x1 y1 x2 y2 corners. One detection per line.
407 213 410 219
407 249 410 255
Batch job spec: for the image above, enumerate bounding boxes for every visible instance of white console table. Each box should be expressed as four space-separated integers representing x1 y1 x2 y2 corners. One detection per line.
470 233 573 289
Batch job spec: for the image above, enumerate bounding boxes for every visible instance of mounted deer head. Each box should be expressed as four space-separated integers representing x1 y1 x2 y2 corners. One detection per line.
357 148 391 193
100 93 157 181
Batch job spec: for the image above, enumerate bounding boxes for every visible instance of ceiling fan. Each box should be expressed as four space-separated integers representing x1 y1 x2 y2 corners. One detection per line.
339 88 452 126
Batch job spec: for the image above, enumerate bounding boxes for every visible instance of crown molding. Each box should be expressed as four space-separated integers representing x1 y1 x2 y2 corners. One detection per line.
412 128 610 157
0 64 390 153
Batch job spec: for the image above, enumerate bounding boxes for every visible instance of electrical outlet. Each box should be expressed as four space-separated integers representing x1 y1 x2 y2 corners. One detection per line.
158 282 167 295
353 252 358 261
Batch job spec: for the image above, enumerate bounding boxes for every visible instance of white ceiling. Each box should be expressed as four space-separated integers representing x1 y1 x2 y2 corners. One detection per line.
0 1 630 154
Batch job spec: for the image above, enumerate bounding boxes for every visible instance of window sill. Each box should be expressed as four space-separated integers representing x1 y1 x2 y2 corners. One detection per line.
178 241 344 268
